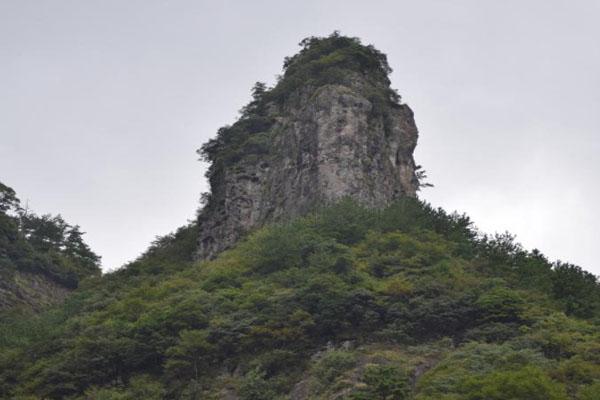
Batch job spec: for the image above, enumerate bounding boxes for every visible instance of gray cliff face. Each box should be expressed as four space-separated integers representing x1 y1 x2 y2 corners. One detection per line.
196 78 419 260
0 270 70 312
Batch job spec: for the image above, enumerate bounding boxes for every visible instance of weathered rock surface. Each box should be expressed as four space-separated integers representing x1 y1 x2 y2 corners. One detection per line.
0 270 70 312
196 75 420 260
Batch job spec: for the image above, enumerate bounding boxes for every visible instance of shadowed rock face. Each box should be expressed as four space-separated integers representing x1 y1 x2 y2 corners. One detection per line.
0 270 70 312
196 77 419 260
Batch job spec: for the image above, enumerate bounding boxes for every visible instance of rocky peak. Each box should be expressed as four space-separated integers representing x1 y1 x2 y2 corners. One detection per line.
196 33 420 260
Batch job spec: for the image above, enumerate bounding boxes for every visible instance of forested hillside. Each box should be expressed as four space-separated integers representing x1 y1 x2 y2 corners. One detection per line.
0 182 101 311
1 198 598 399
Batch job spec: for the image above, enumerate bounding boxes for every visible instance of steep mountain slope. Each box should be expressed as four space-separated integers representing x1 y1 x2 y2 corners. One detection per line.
0 34 598 400
0 199 598 399
0 182 101 311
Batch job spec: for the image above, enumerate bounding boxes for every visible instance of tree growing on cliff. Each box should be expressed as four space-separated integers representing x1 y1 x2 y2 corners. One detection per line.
415 165 434 191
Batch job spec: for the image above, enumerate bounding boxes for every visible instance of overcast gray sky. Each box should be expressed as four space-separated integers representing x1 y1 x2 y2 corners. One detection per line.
1 0 598 274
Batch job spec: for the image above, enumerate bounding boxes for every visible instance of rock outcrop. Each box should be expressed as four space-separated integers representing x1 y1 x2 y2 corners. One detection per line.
196 35 420 260
0 270 70 312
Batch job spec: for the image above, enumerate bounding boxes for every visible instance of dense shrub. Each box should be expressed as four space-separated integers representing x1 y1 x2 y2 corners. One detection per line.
460 366 568 400
352 364 409 400
313 350 357 385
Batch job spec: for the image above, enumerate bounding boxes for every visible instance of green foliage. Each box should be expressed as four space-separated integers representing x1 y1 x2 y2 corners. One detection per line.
81 375 165 400
415 343 553 399
122 222 198 277
354 230 454 277
578 382 600 400
460 366 568 400
165 330 214 382
476 233 600 319
551 262 600 318
0 181 100 292
0 197 598 399
244 220 324 273
475 285 524 323
522 312 599 360
238 368 277 400
313 350 357 384
272 31 396 104
352 364 409 400
0 182 20 213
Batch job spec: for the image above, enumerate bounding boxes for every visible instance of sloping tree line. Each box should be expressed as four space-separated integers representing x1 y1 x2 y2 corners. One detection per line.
0 181 100 288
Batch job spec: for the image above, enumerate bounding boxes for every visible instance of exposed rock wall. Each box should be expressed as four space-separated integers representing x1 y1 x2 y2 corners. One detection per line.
196 77 419 260
0 270 70 312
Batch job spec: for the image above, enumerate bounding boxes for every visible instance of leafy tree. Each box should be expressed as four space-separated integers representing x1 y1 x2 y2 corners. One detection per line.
475 286 524 323
0 182 20 213
415 165 433 191
64 225 101 273
165 330 215 382
239 82 269 117
551 262 599 318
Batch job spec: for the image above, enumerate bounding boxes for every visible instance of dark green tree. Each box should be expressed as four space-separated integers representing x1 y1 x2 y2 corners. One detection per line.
0 182 20 213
